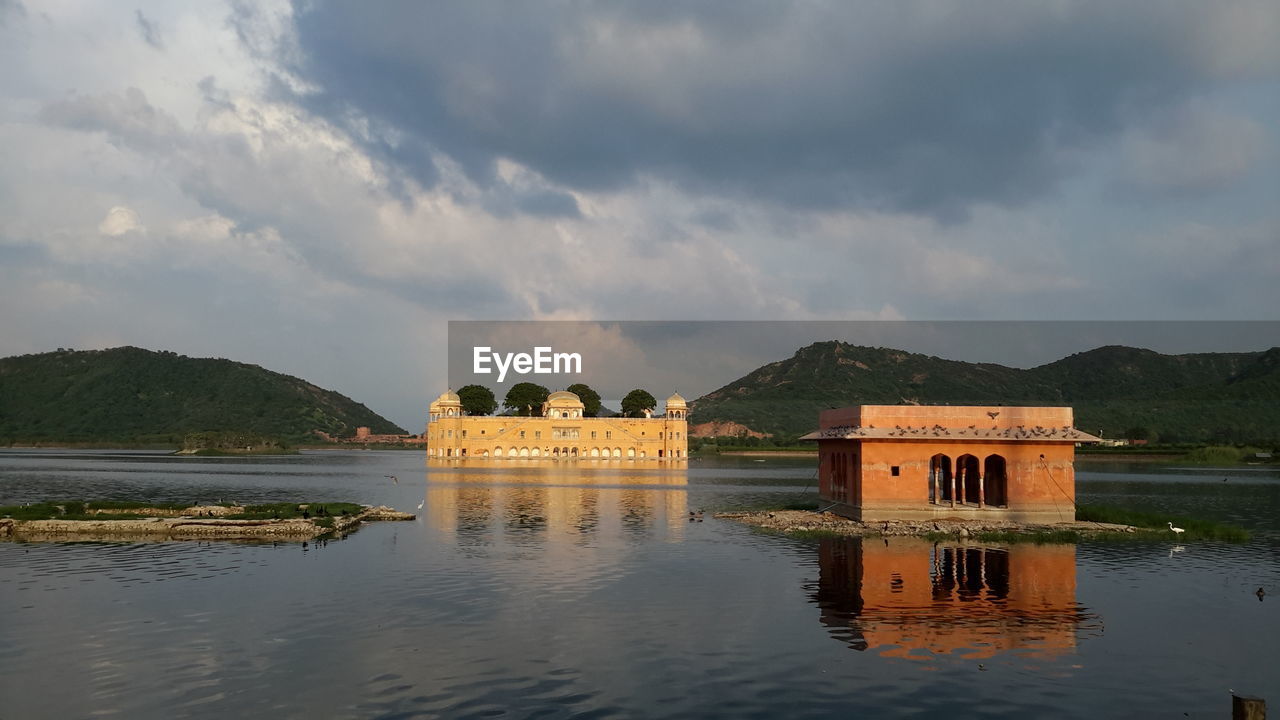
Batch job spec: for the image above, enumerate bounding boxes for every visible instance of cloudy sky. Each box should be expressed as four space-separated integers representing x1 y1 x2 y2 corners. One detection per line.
1 1 1277 429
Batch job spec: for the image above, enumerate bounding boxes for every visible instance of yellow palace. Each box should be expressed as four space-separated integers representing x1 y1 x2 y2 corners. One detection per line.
426 390 689 460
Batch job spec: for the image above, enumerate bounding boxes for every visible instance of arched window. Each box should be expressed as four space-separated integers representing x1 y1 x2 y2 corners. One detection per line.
494 447 503 457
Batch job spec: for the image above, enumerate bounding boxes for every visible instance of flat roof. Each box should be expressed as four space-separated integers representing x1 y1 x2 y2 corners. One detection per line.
800 425 1099 443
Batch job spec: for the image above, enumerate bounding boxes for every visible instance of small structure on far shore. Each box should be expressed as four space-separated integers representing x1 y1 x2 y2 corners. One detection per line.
801 406 1099 524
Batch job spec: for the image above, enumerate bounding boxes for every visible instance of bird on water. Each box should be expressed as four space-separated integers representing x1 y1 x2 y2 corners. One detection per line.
1167 521 1185 536
385 475 398 485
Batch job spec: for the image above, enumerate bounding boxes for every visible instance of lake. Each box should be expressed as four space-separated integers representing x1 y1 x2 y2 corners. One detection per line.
1 450 1277 718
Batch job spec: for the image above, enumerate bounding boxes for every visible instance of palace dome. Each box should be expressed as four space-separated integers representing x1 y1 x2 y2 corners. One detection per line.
545 391 585 408
437 390 461 403
665 392 687 408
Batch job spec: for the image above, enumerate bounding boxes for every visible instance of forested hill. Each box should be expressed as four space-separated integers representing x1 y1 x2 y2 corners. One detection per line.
689 342 1280 444
0 347 405 444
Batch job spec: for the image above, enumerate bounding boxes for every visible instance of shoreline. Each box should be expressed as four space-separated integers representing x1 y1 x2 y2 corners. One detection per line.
0 504 414 542
716 509 1155 542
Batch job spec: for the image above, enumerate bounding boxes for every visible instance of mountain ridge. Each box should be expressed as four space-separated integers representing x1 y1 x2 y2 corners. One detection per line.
0 346 405 444
689 342 1280 444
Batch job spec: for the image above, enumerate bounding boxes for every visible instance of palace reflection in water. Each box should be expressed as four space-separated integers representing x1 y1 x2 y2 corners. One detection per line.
423 462 691 547
814 537 1098 661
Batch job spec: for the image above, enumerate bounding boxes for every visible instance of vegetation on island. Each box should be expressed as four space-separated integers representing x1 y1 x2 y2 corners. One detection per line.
0 347 405 446
463 383 607 418
566 383 603 417
620 389 657 418
457 384 498 416
723 501 1250 545
0 500 367 522
690 342 1280 446
1074 504 1250 542
503 382 551 416
180 431 297 455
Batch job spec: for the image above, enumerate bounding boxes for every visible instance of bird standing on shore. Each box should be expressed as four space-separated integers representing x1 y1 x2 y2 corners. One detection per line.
1167 521 1185 536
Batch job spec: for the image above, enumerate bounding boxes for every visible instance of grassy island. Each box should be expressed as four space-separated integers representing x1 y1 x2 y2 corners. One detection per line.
0 500 413 541
174 431 300 456
715 502 1250 544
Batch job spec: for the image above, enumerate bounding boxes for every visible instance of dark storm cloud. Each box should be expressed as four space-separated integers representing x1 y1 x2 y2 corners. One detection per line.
134 10 163 50
278 1 1238 217
0 0 23 24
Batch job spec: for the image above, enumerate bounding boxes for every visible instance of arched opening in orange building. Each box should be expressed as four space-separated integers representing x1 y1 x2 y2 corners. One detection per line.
958 454 981 504
984 454 1008 507
930 454 952 504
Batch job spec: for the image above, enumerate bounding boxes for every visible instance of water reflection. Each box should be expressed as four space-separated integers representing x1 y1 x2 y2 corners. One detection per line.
424 465 690 546
814 537 1098 660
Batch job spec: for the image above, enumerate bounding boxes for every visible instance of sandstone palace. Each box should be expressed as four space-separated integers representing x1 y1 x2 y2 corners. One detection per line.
426 390 688 460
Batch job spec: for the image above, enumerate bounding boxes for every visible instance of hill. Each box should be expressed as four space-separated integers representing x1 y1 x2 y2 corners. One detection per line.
689 342 1280 444
0 347 405 445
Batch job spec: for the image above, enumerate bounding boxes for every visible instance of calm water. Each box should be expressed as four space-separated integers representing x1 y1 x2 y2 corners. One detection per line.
1 450 1277 719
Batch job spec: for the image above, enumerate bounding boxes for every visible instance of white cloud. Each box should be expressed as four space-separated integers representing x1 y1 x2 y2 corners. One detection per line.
97 205 143 236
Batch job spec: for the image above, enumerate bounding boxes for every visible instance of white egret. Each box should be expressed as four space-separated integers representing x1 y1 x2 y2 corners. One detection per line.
1167 521 1185 536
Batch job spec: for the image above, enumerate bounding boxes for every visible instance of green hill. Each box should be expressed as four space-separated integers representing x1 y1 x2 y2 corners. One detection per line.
689 342 1280 444
0 347 405 445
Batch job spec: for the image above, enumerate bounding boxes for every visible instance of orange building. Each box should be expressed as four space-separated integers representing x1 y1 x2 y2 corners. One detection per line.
815 537 1092 659
803 405 1097 523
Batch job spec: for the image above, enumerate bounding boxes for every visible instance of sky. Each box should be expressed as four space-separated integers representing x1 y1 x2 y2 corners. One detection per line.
1 1 1278 430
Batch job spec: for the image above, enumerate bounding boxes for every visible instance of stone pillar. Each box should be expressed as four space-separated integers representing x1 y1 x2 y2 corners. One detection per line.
950 467 958 509
978 475 985 508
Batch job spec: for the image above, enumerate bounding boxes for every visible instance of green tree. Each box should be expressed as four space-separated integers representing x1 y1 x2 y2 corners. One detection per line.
566 383 602 417
503 382 550 416
1124 426 1151 442
620 389 657 418
457 385 497 416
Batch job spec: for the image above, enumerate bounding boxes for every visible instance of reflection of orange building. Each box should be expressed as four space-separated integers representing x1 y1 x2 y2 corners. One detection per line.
803 406 1098 523
423 466 690 543
815 537 1089 660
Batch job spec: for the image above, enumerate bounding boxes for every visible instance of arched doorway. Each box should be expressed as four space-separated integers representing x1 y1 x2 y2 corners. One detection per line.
984 454 1008 507
930 454 952 504
957 454 981 504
